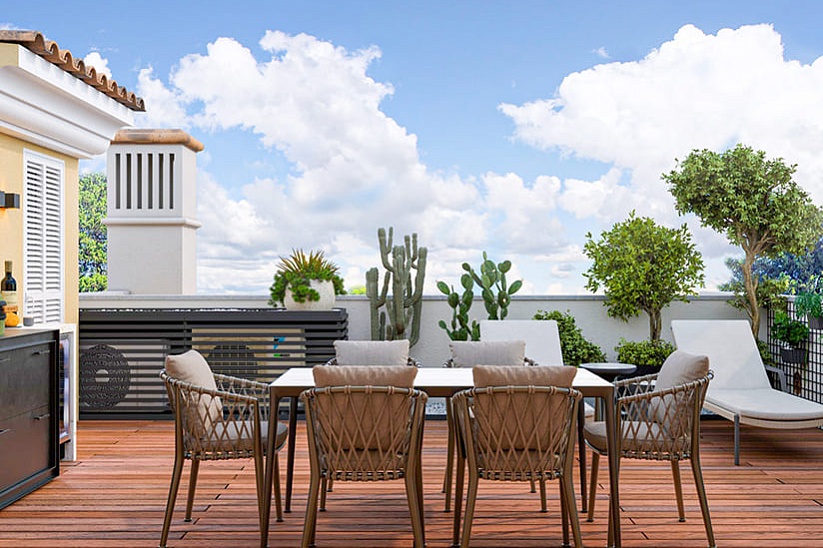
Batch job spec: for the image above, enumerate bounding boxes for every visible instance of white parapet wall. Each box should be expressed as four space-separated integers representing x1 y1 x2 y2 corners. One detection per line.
80 292 751 368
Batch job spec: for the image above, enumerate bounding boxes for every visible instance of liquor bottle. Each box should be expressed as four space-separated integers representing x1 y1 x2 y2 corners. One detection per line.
1 261 19 327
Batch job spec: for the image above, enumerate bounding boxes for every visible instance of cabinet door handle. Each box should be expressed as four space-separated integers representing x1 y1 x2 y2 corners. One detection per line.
0 358 9 364
0 428 9 436
33 350 49 356
33 413 50 421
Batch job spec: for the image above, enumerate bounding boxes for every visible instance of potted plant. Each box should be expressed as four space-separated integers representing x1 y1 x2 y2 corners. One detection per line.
532 310 606 366
268 249 346 310
772 310 809 364
794 291 823 330
615 339 676 376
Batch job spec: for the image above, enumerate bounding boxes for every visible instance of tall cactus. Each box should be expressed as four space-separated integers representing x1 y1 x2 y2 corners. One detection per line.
366 227 427 347
464 251 523 320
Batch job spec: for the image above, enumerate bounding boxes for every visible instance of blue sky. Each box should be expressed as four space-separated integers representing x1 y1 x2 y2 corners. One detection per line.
5 1 823 295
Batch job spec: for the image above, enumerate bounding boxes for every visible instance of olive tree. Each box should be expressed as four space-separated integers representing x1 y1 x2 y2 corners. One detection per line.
584 212 704 341
79 172 107 292
663 144 823 336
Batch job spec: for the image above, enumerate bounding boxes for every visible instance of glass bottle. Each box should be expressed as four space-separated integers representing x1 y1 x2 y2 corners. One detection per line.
1 261 18 327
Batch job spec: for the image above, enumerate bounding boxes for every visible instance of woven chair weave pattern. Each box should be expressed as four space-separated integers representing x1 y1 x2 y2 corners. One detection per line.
325 356 421 367
162 371 269 460
614 372 713 461
302 386 426 481
443 357 537 368
455 386 581 481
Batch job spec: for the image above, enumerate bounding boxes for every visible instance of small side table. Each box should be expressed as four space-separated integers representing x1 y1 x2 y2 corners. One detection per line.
580 362 638 383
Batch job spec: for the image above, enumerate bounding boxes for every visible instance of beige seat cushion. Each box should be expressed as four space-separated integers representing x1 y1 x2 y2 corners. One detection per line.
165 350 223 428
333 340 410 366
207 421 288 453
584 420 687 454
449 340 526 367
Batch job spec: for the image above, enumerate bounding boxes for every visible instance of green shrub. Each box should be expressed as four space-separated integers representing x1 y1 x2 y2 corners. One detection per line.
772 310 809 347
615 339 675 368
533 310 606 366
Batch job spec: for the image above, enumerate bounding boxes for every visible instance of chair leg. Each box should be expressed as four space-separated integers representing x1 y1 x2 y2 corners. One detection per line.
560 480 570 548
185 458 200 522
160 453 186 548
461 472 480 548
587 452 599 522
691 457 716 548
561 473 584 548
578 402 587 513
444 399 455 512
273 453 283 523
671 460 686 522
539 477 548 513
452 449 466 547
734 414 741 466
319 477 328 511
530 477 537 493
405 470 426 548
253 445 267 539
301 471 322 548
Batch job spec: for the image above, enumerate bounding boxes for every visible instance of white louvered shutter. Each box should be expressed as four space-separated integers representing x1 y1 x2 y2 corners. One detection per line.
23 150 64 324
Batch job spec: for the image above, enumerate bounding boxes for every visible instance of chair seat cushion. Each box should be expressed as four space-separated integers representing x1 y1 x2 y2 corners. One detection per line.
706 388 823 421
584 420 681 454
206 420 288 453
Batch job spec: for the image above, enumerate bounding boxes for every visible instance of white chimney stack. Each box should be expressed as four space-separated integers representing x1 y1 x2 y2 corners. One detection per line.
104 129 203 294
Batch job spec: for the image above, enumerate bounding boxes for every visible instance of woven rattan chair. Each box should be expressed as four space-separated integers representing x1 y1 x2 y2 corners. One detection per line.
159 350 288 548
443 341 544 512
321 340 419 507
451 365 583 548
301 365 427 548
583 350 715 548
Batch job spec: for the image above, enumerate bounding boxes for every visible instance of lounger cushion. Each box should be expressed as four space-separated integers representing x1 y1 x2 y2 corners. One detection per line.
333 340 410 366
707 388 823 421
449 340 526 368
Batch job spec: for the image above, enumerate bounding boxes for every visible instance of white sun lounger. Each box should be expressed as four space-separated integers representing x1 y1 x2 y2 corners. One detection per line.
671 319 823 465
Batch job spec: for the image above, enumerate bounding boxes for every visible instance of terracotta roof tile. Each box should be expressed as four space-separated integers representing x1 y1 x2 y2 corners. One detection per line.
0 30 145 112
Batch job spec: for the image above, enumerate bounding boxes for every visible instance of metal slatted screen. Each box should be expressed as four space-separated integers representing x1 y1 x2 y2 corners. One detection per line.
79 308 348 418
767 304 823 404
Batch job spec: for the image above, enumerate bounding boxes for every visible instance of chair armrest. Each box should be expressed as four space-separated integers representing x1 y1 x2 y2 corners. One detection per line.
764 364 788 392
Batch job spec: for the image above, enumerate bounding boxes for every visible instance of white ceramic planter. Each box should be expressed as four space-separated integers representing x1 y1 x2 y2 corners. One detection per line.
283 279 336 311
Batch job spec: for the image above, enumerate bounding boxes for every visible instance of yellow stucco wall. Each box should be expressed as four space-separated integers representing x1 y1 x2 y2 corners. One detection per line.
0 133 79 325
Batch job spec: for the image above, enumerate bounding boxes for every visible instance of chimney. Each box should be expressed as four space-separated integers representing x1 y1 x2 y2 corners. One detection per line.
104 129 204 294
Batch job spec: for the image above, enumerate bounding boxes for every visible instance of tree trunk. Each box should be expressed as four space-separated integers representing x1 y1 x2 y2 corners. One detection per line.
742 251 760 337
649 309 662 341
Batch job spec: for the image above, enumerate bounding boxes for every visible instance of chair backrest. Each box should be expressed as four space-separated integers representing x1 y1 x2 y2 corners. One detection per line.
480 320 564 366
671 320 770 391
163 350 223 436
454 366 580 474
303 365 426 475
447 339 526 367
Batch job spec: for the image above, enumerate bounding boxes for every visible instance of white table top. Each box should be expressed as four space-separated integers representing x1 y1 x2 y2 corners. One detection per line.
270 365 613 398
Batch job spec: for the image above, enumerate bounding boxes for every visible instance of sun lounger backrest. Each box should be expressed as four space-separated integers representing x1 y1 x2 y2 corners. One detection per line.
480 320 564 366
671 320 771 391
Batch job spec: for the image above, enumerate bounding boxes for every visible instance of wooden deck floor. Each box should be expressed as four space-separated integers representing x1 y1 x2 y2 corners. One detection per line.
1 419 823 547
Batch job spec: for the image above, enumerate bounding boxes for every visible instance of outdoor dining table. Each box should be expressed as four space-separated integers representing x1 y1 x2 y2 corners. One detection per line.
260 366 623 548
